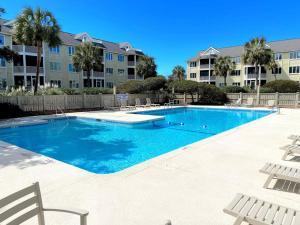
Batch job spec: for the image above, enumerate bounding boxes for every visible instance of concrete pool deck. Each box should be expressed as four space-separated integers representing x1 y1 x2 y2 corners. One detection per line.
0 107 299 225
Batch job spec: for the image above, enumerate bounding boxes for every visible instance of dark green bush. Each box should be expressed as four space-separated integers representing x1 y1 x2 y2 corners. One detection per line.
61 88 79 95
81 88 113 95
168 80 199 94
143 76 166 92
197 83 228 105
222 85 248 93
259 87 275 93
117 80 144 94
0 103 30 119
264 80 300 93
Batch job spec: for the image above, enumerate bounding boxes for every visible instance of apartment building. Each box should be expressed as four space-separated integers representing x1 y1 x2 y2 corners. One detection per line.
0 18 144 90
186 38 300 88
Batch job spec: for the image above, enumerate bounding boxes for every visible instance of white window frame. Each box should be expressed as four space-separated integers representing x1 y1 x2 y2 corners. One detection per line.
0 35 5 46
190 73 196 78
106 52 113 61
118 54 124 62
118 69 125 75
0 57 6 67
68 46 75 56
68 64 76 73
274 53 282 61
49 45 60 54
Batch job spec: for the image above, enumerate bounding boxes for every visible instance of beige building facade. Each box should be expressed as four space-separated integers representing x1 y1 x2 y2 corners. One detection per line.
0 19 144 90
187 39 300 88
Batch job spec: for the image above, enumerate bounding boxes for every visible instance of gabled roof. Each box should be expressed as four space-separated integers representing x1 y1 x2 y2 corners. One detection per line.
188 38 300 62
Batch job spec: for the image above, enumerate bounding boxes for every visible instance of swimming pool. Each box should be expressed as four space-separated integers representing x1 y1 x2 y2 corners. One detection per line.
0 107 272 174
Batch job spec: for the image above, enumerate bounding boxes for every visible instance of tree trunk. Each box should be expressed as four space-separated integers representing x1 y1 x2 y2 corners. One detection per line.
254 65 259 90
224 74 227 87
34 41 42 94
256 66 261 105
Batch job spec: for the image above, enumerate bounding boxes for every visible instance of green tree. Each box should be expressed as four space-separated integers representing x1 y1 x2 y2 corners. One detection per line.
0 7 18 62
143 76 166 92
267 59 279 80
168 80 199 102
72 42 103 88
213 56 236 86
136 55 157 79
172 65 185 81
15 7 61 94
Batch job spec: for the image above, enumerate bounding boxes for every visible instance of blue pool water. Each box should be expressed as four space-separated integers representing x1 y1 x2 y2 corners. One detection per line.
0 107 272 174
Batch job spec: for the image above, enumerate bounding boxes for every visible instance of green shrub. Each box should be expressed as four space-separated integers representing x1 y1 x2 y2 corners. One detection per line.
264 80 300 93
222 85 248 93
61 88 79 95
81 88 113 95
117 80 144 94
0 103 30 119
143 76 166 92
259 87 275 93
197 83 228 105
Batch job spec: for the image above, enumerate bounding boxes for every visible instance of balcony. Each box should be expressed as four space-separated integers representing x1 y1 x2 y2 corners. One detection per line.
128 74 135 79
200 75 216 81
12 45 23 52
93 71 104 78
26 66 44 74
200 64 210 69
246 73 266 79
14 66 24 73
128 61 135 66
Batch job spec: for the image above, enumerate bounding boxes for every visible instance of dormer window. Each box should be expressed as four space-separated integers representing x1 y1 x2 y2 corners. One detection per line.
82 36 87 43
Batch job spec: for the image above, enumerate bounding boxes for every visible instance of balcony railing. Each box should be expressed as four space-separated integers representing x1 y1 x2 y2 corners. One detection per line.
128 74 135 79
200 75 216 81
12 45 43 54
12 45 23 52
199 64 210 69
128 61 135 66
136 75 143 80
93 71 104 78
14 66 24 73
246 73 266 79
26 66 44 74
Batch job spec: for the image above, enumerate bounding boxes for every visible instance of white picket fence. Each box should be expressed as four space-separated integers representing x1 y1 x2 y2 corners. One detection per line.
0 93 166 112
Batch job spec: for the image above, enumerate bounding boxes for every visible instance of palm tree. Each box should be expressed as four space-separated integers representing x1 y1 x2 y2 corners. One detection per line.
213 56 236 86
72 42 103 87
0 8 5 16
136 55 157 79
268 59 279 80
15 7 61 94
243 37 273 90
172 65 185 81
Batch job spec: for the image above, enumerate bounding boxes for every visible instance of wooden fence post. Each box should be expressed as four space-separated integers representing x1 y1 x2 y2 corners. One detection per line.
239 92 243 103
275 92 279 107
183 92 186 104
295 92 299 108
99 93 102 108
42 95 45 112
82 93 86 109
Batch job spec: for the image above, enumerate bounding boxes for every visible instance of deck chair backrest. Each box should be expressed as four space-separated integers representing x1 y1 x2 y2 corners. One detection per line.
146 98 151 104
267 100 275 107
0 182 45 225
135 98 141 105
236 98 241 104
120 99 127 107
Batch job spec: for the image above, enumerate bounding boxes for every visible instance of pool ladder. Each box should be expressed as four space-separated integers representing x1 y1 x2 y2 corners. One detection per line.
55 106 69 120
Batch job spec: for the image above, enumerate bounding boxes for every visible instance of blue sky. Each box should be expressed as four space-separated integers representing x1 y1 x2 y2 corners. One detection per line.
1 0 300 75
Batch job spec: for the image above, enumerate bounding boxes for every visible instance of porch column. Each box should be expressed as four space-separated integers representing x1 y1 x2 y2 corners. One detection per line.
208 56 211 84
23 45 27 87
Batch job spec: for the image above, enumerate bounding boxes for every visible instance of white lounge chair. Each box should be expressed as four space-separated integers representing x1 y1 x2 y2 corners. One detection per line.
288 135 300 145
243 97 254 107
267 100 276 108
135 98 148 108
280 144 300 160
226 98 242 106
120 99 135 110
224 193 300 225
0 182 88 225
260 162 300 188
146 98 160 107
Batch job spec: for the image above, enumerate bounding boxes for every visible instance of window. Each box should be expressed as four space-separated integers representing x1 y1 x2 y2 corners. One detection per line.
105 52 113 61
190 73 196 78
118 69 125 75
272 67 282 74
69 80 78 88
106 68 113 74
50 80 61 88
118 54 124 62
49 45 60 54
190 61 197 67
289 66 300 74
106 82 113 88
231 56 241 64
232 82 240 87
0 79 7 89
68 64 76 73
68 46 75 56
219 83 225 87
274 53 282 60
0 35 4 46
230 70 241 76
50 62 61 71
0 57 6 67
289 51 300 59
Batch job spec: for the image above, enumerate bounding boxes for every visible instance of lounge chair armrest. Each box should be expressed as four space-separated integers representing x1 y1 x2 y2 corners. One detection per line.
43 207 89 216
